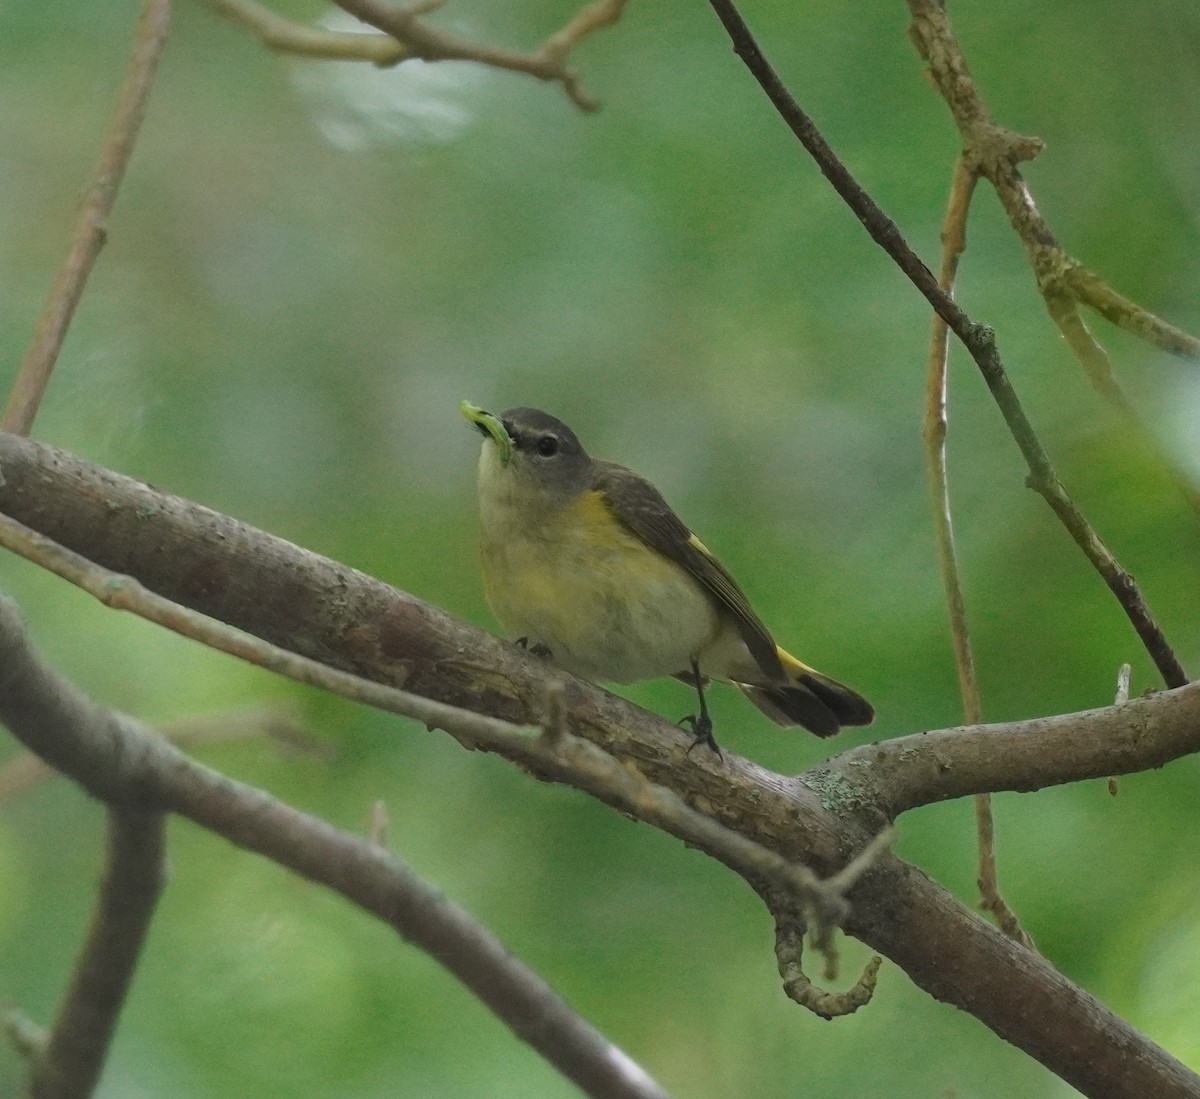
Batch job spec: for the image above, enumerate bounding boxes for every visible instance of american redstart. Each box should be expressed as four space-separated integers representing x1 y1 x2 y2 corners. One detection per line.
462 401 874 753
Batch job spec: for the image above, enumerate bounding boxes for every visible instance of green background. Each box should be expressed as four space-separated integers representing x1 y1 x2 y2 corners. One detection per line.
3 1 1200 1096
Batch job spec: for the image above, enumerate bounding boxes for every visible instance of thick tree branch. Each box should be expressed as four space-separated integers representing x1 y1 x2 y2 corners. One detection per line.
2 0 170 436
28 810 166 1099
821 683 1200 819
704 0 1189 691
0 502 892 985
0 436 1198 1095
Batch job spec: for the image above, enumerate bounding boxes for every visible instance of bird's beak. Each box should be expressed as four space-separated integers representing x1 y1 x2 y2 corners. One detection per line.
460 400 514 467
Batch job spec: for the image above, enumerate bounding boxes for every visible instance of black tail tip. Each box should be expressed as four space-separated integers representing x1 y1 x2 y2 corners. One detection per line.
739 675 874 737
800 673 875 728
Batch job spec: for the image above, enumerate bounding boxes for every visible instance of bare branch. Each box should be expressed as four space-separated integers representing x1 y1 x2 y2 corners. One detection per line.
973 794 1034 949
0 429 1196 812
1044 288 1200 519
905 0 1200 363
0 596 670 1099
30 809 166 1099
205 0 409 63
1064 263 1200 359
703 0 1188 690
1115 665 1132 706
822 682 1200 818
205 0 627 111
923 156 982 740
2 0 170 436
366 799 390 847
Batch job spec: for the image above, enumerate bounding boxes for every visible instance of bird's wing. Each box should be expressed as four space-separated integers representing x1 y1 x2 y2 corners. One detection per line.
592 461 784 679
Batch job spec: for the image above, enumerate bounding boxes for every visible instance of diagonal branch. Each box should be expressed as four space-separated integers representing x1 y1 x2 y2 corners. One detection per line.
2 0 171 437
704 0 1188 690
0 597 672 1099
0 504 892 982
0 430 1197 812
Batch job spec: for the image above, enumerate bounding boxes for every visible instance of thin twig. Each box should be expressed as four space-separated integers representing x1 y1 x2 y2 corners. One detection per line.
206 0 409 62
2 0 171 436
29 809 166 1099
922 157 1033 948
705 0 1188 690
1115 664 1132 706
206 0 626 111
1064 264 1200 359
973 794 1034 949
1045 291 1200 519
923 157 981 729
332 0 625 111
825 826 898 896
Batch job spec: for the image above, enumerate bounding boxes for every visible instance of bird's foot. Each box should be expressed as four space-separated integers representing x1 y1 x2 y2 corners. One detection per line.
679 713 722 759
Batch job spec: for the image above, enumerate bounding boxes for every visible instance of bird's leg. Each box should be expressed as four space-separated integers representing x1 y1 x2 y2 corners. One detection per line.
680 658 721 758
515 637 553 660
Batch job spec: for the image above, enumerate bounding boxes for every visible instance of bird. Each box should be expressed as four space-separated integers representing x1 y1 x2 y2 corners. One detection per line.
462 401 873 753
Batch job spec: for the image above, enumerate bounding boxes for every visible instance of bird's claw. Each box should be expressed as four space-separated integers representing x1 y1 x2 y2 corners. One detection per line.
679 713 722 759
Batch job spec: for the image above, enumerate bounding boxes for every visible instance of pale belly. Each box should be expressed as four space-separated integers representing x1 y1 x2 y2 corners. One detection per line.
482 526 722 684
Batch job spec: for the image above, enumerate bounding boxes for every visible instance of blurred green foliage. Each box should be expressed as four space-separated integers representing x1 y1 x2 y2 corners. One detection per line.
2 1 1200 1096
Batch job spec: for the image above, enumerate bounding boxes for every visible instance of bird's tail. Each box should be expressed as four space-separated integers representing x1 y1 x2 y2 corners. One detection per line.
738 648 874 737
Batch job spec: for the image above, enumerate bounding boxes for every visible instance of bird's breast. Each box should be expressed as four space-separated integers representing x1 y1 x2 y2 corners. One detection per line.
479 490 719 683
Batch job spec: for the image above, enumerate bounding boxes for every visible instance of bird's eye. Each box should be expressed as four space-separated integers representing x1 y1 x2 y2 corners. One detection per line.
536 435 559 457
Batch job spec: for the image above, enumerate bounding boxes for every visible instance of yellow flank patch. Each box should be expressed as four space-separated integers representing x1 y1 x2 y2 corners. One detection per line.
687 533 713 557
569 491 682 581
571 490 633 548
